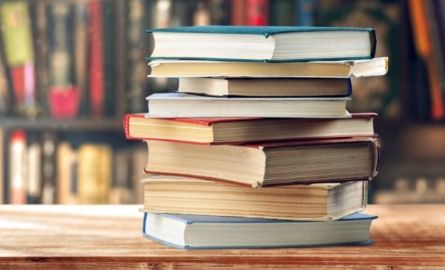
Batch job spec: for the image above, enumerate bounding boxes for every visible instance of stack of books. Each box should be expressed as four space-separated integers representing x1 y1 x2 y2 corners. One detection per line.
124 26 388 249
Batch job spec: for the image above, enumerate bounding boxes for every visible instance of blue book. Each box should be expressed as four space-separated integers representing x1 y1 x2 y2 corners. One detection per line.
145 25 376 62
142 212 377 249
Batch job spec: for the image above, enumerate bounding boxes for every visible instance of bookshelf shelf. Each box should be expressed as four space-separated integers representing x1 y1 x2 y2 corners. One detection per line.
0 118 122 131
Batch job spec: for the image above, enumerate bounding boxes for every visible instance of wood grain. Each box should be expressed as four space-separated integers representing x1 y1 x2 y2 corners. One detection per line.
0 204 444 269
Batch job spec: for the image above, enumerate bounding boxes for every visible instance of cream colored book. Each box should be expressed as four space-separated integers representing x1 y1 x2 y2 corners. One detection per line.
147 93 350 118
144 137 379 187
148 57 388 78
178 78 351 97
142 175 368 221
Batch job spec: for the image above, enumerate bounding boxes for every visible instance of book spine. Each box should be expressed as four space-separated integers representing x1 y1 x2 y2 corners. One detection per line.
408 0 444 120
78 144 112 203
27 141 42 203
231 0 245 25
9 130 27 204
74 0 89 117
103 0 116 117
41 133 57 204
0 129 4 203
295 0 317 26
246 0 269 26
210 0 231 25
127 0 150 112
89 0 105 117
0 1 36 114
270 0 295 26
193 1 211 26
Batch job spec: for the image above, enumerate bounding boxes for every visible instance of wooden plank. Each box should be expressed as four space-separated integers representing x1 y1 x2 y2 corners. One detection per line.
0 205 444 269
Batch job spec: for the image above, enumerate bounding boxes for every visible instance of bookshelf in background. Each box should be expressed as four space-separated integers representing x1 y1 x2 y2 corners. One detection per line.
1 0 444 204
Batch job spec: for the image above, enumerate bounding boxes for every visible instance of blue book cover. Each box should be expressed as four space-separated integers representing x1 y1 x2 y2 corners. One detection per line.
145 25 377 62
142 212 377 249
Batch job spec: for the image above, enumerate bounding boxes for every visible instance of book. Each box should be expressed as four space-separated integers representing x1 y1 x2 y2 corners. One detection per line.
142 212 376 249
146 26 376 62
56 142 77 204
27 141 41 203
142 175 368 221
9 130 27 204
146 93 349 118
41 133 57 204
144 137 379 187
231 0 246 25
177 77 351 97
409 0 443 120
0 0 36 116
270 0 295 26
246 0 269 26
0 129 4 203
89 0 105 117
77 144 112 203
147 58 388 78
124 113 376 144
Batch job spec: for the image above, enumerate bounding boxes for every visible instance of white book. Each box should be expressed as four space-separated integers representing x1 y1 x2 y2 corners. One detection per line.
146 93 350 118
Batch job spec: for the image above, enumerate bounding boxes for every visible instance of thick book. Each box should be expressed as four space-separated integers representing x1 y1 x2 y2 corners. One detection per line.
146 26 376 62
142 175 368 221
146 93 349 118
148 58 388 78
178 77 351 97
142 212 376 249
144 137 379 187
124 113 376 144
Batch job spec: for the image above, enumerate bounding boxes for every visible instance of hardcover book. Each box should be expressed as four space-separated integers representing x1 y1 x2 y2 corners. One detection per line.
147 57 388 78
142 212 376 249
146 93 350 118
142 175 368 221
177 77 352 97
143 137 379 187
124 113 376 144
146 26 376 62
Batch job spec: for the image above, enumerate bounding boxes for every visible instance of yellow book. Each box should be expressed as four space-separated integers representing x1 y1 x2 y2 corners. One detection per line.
77 144 112 204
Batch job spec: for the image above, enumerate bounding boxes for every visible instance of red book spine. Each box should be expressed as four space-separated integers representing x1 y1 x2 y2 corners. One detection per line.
231 0 246 25
246 0 269 26
89 0 104 117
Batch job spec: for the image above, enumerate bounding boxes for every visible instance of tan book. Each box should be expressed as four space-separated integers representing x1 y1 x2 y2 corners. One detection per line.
144 137 379 187
77 144 112 204
178 78 351 97
148 57 388 78
124 113 375 144
142 175 368 221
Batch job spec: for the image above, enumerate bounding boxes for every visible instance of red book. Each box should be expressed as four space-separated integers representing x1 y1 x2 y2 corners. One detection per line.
89 0 104 117
123 113 376 144
231 0 246 25
143 136 380 187
246 0 269 26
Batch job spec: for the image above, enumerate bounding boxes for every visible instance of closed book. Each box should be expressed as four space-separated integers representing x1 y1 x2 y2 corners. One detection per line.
146 93 350 118
148 58 388 78
178 77 351 97
124 113 376 144
77 144 112 204
142 212 376 249
246 0 268 26
142 175 368 221
146 26 376 62
144 137 379 187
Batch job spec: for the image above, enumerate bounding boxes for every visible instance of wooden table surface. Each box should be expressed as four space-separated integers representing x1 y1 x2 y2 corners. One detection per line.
0 205 444 269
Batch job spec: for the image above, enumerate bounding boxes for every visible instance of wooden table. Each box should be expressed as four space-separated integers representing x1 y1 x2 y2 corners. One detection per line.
0 205 444 269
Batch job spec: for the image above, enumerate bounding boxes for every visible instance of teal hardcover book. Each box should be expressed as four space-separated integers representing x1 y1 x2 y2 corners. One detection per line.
142 212 377 249
146 25 376 62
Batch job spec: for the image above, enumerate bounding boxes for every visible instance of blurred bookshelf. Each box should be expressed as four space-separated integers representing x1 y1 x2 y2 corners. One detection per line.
1 0 445 204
